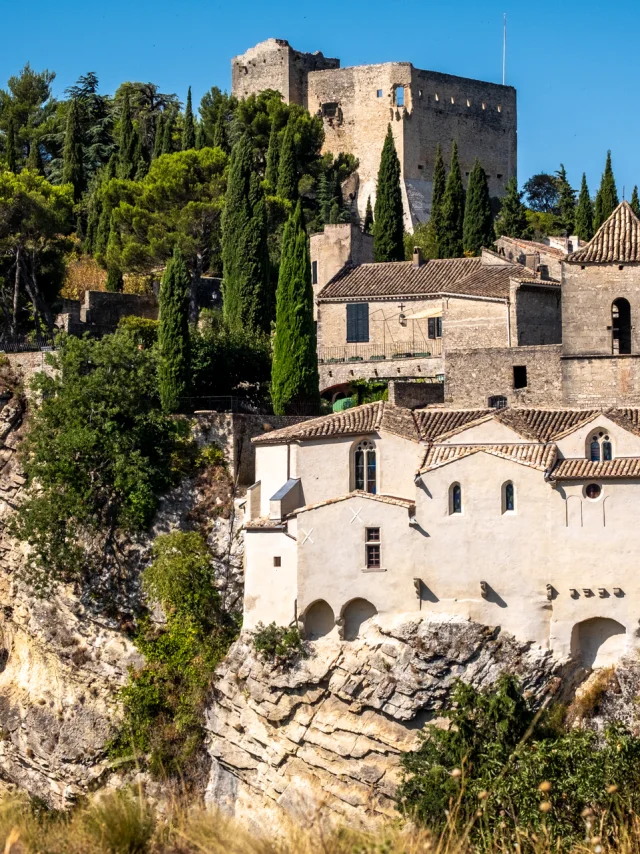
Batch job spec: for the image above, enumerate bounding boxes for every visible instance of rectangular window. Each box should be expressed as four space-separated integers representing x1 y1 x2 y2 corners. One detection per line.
321 102 339 117
513 365 528 389
365 528 381 569
428 316 442 339
311 260 318 285
377 89 383 98
273 556 281 567
346 303 369 343
394 85 405 107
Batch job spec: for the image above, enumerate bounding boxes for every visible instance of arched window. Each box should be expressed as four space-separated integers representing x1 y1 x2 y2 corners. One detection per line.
450 483 462 515
588 431 613 462
354 439 376 494
612 298 632 355
502 481 515 513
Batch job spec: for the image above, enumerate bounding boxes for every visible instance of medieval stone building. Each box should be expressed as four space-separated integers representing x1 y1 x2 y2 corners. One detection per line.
232 38 517 228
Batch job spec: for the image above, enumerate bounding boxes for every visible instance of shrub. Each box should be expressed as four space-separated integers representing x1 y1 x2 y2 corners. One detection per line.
252 622 305 664
118 316 159 348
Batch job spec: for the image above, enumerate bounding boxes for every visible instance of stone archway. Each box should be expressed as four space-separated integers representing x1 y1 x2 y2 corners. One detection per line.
571 617 626 669
342 598 377 641
304 600 335 640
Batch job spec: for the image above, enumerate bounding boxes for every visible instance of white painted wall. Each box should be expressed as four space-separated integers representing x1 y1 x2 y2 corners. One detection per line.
243 530 297 630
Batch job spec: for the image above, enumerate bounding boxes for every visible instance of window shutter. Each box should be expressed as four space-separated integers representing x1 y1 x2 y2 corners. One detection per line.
347 303 369 342
428 317 435 339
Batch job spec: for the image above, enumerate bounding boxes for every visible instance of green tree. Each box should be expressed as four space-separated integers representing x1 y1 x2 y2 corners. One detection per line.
0 64 56 171
494 177 528 239
26 140 43 174
105 266 123 292
61 98 85 201
363 195 373 234
555 164 576 235
182 87 196 151
221 134 270 332
5 114 18 173
420 144 446 259
631 186 640 217
118 91 137 179
439 141 465 258
523 173 559 213
462 158 492 255
373 125 404 262
162 110 175 155
212 108 228 153
276 119 298 201
152 113 164 160
575 173 594 241
594 150 619 229
158 248 191 413
265 119 280 190
271 202 320 415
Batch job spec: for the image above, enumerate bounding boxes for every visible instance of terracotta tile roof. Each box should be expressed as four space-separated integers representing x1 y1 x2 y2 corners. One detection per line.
291 491 415 516
252 401 384 444
495 409 601 441
317 257 532 302
567 202 640 263
413 409 493 441
419 443 557 474
550 457 640 480
516 276 561 287
604 408 640 437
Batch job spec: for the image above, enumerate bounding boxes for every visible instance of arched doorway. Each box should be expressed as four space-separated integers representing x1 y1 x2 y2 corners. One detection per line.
304 600 335 640
571 617 626 669
612 298 631 354
342 598 377 641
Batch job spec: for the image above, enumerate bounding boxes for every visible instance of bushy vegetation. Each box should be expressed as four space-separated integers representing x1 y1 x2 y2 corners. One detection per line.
252 622 306 664
399 675 640 848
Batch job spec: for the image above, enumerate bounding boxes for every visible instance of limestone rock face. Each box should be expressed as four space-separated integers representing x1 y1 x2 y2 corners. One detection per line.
205 616 576 834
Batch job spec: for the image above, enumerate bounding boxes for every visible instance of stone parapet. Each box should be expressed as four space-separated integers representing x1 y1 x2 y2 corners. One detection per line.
319 355 443 395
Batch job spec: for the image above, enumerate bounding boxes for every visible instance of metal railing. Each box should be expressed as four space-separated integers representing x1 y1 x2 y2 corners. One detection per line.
0 334 57 353
318 338 443 364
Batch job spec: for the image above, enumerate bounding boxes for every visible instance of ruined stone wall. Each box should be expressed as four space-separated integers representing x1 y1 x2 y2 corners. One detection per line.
512 285 562 346
387 380 444 408
444 344 563 407
310 225 373 318
319 355 443 395
496 236 564 280
562 356 640 407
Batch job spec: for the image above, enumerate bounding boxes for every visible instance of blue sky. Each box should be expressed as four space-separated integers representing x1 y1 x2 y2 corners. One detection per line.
1 0 638 196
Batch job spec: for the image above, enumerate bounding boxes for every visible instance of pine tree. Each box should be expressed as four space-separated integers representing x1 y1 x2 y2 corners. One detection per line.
556 164 576 235
363 196 374 234
26 140 43 174
158 248 191 413
118 91 137 179
62 98 85 201
182 87 196 151
439 141 465 258
373 125 404 262
6 114 18 173
494 177 528 239
221 133 271 332
162 111 175 155
271 202 320 415
462 158 493 255
594 151 619 229
631 186 640 217
264 120 280 190
277 119 297 201
152 114 164 160
574 173 594 241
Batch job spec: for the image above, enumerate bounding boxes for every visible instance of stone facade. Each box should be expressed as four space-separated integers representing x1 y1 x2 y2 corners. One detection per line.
57 291 158 338
310 224 373 318
386 379 444 408
319 355 443 399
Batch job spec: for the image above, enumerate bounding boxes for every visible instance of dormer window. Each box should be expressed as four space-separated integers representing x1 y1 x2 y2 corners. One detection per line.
354 439 376 494
589 432 613 462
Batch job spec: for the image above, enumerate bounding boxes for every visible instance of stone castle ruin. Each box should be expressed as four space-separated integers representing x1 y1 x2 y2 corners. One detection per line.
232 38 517 229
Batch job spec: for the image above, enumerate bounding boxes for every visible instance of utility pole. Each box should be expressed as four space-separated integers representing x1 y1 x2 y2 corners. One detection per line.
502 13 507 86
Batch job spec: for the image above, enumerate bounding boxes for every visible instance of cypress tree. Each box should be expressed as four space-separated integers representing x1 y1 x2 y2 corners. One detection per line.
423 143 446 258
158 248 191 413
631 186 640 217
373 125 404 262
152 113 164 160
213 109 228 153
6 114 17 173
439 141 465 258
26 140 43 174
221 133 271 332
594 151 619 229
118 91 137 179
277 119 297 201
195 122 205 150
62 98 85 201
317 172 332 224
463 158 493 255
162 111 175 155
105 266 124 292
494 177 528 239
574 173 594 241
556 164 576 235
182 87 196 151
265 120 280 190
271 201 320 415
363 196 374 234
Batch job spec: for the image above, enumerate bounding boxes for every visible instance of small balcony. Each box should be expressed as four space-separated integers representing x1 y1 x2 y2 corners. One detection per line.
318 338 443 364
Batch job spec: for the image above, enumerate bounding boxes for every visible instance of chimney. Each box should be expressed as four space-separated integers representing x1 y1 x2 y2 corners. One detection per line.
412 246 422 267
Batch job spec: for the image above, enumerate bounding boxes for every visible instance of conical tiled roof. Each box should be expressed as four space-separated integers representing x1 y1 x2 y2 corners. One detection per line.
567 201 640 263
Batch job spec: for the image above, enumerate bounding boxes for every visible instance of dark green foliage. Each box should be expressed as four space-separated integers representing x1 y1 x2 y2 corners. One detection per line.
439 141 465 258
105 265 123 292
112 531 238 779
158 248 190 413
555 164 576 235
61 98 85 201
161 110 175 155
221 134 270 332
594 150 619 229
252 622 305 664
523 173 559 213
276 119 297 201
350 378 388 404
495 177 529 238
265 119 280 190
271 202 320 415
399 676 640 848
463 158 493 255
631 186 640 217
26 140 43 174
10 332 186 592
422 144 446 259
5 114 17 173
195 121 204 150
152 113 164 160
363 195 373 234
575 173 594 241
373 125 404 262
182 87 196 151
118 315 159 347
117 91 137 179
212 108 228 153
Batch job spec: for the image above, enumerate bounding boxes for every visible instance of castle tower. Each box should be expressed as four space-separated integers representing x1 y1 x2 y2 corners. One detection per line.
562 201 640 406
